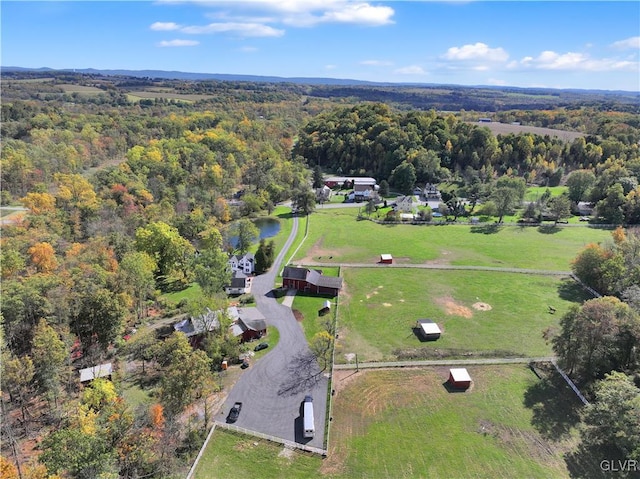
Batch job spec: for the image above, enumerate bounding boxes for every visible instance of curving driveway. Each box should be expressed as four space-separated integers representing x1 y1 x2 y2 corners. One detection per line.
216 215 328 449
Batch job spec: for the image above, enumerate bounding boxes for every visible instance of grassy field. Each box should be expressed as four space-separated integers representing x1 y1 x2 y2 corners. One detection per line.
524 186 568 202
335 269 590 362
193 428 323 479
324 366 579 479
292 209 612 271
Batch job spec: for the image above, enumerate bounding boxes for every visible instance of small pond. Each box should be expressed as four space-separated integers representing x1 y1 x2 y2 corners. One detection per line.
227 217 281 249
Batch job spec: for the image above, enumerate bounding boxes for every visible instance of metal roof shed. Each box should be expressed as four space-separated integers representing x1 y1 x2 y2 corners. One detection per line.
448 368 472 389
416 319 441 340
79 363 113 383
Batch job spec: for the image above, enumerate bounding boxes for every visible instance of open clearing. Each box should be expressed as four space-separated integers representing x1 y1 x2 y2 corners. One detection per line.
293 209 612 270
336 268 590 362
324 366 579 479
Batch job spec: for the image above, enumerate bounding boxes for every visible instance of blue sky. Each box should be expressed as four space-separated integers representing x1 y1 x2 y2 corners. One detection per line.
2 1 639 91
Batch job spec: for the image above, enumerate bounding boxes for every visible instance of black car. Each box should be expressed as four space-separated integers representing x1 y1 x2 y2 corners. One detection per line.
254 342 269 352
228 402 242 423
240 359 250 369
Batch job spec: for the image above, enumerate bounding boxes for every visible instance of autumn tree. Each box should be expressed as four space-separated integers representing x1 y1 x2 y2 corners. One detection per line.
28 241 59 274
547 194 572 224
31 319 68 409
566 169 595 203
157 332 212 417
552 297 640 382
119 251 157 320
291 187 316 216
579 372 640 469
230 219 259 255
135 221 195 280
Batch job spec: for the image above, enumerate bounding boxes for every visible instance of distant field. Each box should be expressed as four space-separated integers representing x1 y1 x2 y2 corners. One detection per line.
58 83 103 93
126 90 212 102
336 269 589 362
292 209 612 271
468 121 585 142
524 186 568 202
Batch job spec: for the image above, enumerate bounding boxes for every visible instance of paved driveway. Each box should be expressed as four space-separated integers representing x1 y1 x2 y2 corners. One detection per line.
217 215 328 449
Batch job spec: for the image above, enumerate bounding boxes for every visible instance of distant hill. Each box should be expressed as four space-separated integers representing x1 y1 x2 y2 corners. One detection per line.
1 66 383 86
3 66 639 95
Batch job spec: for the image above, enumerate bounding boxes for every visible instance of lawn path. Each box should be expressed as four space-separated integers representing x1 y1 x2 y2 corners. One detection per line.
334 356 556 369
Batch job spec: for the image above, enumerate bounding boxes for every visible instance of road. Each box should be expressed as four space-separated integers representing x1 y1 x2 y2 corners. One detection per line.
216 214 328 449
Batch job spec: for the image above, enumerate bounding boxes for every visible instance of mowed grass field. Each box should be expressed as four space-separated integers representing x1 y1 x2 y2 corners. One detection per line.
336 269 589 362
323 366 578 479
292 209 612 271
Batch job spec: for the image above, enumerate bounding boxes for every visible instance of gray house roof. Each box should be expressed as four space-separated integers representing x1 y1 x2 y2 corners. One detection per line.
174 308 220 337
283 266 343 290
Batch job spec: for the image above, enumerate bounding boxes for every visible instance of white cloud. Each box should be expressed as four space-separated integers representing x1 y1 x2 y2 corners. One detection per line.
319 3 394 26
360 59 393 66
443 42 509 62
157 39 200 47
394 65 426 75
515 50 638 72
238 46 258 52
150 22 182 31
325 64 338 70
181 22 284 37
611 36 640 50
159 0 394 27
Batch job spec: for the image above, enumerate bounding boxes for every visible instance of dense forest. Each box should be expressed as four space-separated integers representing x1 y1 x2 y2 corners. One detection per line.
1 72 639 478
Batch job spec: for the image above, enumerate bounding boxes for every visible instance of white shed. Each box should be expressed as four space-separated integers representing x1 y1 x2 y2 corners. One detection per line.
79 363 113 383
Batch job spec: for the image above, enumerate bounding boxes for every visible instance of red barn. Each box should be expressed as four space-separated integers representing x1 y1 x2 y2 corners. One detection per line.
448 368 472 390
282 266 342 296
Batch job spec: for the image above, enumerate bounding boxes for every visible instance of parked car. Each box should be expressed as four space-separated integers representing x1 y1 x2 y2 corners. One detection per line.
254 342 269 352
228 402 242 423
241 359 250 369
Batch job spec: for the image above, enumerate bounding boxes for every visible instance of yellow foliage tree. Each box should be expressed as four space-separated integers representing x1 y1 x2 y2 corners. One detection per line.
20 192 56 215
27 242 58 273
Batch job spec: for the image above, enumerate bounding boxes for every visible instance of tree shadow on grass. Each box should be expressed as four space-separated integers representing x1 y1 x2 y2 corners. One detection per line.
523 363 582 441
565 443 627 479
470 224 502 234
538 224 562 234
277 351 323 397
558 278 591 303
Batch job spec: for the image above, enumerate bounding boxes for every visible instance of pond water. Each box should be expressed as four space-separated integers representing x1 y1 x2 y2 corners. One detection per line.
228 217 281 249
254 217 281 240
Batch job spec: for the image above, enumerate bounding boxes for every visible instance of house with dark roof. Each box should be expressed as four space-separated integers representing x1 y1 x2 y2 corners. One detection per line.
174 308 220 339
282 266 343 296
228 306 267 342
225 271 252 295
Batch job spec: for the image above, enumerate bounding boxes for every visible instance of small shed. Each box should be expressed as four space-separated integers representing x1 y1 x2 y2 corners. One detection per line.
448 368 472 389
79 363 113 383
416 319 441 340
380 254 393 264
319 300 331 315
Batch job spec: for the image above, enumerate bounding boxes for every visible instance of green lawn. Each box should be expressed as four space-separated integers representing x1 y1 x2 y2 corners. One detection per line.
336 269 590 362
524 186 568 202
325 366 578 479
292 209 612 270
193 428 323 479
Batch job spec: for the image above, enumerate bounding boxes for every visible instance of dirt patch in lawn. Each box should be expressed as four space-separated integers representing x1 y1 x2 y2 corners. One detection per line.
473 302 492 311
292 309 304 322
435 296 473 318
298 238 340 264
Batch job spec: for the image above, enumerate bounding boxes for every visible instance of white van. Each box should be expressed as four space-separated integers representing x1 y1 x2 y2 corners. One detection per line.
303 395 315 438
